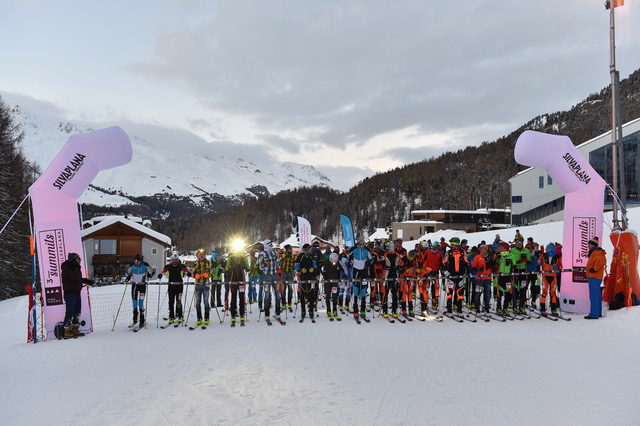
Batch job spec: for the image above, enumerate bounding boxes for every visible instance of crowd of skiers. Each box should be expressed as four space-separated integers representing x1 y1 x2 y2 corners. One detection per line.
115 230 607 331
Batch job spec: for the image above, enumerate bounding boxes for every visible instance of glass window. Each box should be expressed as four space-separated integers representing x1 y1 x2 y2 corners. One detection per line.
539 176 544 189
152 248 158 255
95 239 117 255
547 175 553 185
511 195 523 203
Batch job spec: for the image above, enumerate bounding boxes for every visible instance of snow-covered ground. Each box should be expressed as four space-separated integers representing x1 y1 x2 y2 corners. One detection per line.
2 208 640 426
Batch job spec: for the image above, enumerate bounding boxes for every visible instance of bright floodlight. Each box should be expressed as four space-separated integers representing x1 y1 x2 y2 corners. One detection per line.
231 238 245 252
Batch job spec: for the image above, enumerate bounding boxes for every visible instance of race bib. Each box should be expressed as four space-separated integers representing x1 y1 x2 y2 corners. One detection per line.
506 283 512 291
139 293 145 301
331 287 338 294
475 285 482 293
239 286 245 293
447 282 454 289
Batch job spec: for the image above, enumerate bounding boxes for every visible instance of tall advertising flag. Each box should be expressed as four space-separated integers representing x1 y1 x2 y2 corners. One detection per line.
297 216 312 247
340 214 355 248
515 130 606 313
29 127 132 339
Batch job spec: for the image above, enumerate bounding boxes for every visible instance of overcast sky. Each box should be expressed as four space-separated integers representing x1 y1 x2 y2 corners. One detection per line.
1 0 638 190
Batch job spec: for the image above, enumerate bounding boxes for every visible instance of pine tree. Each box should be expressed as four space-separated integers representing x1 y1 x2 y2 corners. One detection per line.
0 97 33 300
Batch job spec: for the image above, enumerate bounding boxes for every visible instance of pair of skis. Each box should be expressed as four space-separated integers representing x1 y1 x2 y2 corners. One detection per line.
267 315 287 326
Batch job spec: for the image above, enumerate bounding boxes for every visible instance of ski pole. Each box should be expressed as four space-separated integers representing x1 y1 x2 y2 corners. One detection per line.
184 286 196 327
111 283 129 331
293 281 299 318
212 284 222 325
156 278 164 329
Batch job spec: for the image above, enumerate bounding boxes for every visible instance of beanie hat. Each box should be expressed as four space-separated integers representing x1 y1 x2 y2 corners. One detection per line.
67 253 80 261
588 237 599 247
134 253 143 261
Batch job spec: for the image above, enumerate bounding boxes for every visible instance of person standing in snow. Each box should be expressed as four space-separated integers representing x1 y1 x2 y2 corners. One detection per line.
279 244 296 312
258 239 282 320
322 252 342 320
210 249 225 308
226 247 249 325
526 245 541 309
191 249 212 327
510 237 531 314
443 237 469 315
539 243 561 316
61 253 93 338
471 245 493 314
585 237 607 319
349 238 372 320
158 253 191 325
296 243 319 321
125 253 155 328
383 239 406 319
494 242 515 316
420 242 444 313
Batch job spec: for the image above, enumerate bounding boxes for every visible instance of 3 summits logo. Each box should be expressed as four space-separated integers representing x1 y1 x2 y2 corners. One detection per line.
53 153 86 190
562 152 591 185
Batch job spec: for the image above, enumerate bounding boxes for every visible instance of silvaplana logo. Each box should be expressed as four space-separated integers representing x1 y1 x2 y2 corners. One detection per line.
562 152 591 185
53 152 86 190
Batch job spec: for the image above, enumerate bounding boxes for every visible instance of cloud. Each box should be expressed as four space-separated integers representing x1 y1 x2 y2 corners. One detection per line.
128 0 627 154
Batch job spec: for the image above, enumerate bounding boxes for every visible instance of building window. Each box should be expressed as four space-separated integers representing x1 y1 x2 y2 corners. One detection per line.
152 248 158 255
397 229 404 239
512 195 523 203
94 239 117 255
539 176 544 189
547 175 553 185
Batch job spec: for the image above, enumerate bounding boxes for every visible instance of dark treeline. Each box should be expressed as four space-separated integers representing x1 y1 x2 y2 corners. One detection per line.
171 69 640 251
0 98 39 300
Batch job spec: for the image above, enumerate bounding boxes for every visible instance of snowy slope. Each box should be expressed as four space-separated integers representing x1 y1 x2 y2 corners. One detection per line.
2 211 640 425
11 105 332 206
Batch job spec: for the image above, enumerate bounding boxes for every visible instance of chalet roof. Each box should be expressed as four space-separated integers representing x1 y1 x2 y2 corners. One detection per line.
81 217 171 247
368 228 390 241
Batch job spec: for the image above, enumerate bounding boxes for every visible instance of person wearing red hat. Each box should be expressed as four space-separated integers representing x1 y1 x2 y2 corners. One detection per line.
585 237 606 319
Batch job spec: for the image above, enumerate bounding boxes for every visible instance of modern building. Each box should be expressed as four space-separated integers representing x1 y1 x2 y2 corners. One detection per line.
391 209 511 241
510 117 640 225
81 216 172 279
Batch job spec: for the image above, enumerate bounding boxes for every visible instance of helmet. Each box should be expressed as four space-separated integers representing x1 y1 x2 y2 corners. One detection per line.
408 250 416 260
329 253 339 264
450 237 460 245
170 253 180 261
133 253 142 261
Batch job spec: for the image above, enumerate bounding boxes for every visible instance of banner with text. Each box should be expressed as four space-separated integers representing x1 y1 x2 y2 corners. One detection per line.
297 216 312 247
340 214 355 248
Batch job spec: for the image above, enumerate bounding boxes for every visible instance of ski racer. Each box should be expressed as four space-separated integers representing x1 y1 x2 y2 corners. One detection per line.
349 239 372 320
158 253 191 325
191 249 212 327
125 253 155 328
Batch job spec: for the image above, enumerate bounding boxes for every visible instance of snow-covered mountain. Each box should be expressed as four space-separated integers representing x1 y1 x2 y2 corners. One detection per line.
11 105 332 206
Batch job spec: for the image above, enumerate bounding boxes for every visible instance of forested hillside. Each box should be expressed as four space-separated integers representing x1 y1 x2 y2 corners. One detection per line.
173 69 640 250
0 99 39 299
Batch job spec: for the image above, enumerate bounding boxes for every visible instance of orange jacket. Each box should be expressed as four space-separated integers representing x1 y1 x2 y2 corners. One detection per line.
586 248 607 280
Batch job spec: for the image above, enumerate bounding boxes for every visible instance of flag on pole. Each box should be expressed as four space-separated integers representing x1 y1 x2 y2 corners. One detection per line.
297 216 312 247
340 214 355 248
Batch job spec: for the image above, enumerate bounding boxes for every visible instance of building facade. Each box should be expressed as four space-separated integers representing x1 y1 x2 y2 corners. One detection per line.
81 216 172 279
